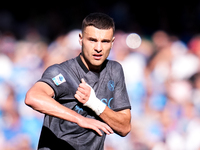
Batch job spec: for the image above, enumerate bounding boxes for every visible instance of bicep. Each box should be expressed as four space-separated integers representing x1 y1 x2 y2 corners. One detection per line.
31 82 55 97
25 82 55 107
102 107 131 123
117 109 131 121
117 109 131 116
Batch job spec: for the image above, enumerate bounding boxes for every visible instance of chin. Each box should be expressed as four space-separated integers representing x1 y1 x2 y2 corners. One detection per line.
93 61 104 67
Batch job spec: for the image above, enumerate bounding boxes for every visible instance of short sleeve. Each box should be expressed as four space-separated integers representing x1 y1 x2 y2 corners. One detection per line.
111 61 131 111
38 64 78 100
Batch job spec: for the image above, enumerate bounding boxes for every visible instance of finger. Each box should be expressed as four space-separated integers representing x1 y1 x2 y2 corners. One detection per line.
79 83 91 94
77 87 90 100
79 82 88 89
87 120 106 136
105 125 114 134
99 124 114 135
74 93 81 100
81 79 91 90
75 94 86 104
81 78 86 84
92 121 113 135
77 87 86 94
93 127 103 136
102 128 111 135
76 91 85 99
104 123 114 134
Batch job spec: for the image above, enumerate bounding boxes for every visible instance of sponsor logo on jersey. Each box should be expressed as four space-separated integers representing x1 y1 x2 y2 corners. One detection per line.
52 73 66 86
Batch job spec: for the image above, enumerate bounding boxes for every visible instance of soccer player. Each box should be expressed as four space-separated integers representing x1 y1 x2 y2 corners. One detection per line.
25 12 131 150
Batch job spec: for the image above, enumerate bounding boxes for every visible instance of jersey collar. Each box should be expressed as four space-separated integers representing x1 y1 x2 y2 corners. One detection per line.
76 53 108 74
76 54 89 73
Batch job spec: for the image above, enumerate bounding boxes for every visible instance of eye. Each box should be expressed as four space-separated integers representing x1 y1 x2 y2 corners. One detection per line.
102 40 110 43
89 38 97 42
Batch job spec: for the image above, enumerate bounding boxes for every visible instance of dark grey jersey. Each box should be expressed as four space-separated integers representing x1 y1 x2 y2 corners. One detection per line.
37 55 131 150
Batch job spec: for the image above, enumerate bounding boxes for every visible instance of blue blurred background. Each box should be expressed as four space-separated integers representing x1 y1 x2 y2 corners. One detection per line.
1 1 200 149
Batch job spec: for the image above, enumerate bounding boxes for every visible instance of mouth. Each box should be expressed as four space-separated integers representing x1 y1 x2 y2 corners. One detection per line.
93 54 102 60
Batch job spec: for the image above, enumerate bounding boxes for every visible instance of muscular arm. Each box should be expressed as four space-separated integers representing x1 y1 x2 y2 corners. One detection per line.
25 82 113 136
75 79 131 137
99 107 131 137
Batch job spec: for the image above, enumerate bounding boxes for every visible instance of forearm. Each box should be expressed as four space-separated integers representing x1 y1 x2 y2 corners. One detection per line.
25 82 114 136
99 107 131 137
75 79 131 136
25 86 82 125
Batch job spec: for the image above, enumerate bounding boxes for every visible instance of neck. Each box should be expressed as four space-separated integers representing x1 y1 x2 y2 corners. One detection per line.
80 54 101 73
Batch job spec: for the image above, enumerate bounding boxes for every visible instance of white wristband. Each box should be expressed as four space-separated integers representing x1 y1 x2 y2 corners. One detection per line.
83 84 106 115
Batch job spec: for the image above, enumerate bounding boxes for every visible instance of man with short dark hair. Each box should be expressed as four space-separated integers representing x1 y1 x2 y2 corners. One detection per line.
25 12 131 150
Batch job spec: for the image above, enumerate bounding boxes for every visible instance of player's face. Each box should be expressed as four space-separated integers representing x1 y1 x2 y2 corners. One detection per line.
79 26 115 72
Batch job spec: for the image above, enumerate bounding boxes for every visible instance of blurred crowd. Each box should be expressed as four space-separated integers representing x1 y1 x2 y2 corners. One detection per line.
0 29 82 149
106 30 200 150
1 26 200 150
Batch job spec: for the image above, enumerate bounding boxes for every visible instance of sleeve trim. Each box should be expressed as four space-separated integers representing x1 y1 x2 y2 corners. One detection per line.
37 80 58 98
112 106 131 112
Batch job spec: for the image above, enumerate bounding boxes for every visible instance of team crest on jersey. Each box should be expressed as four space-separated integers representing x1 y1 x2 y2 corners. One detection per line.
52 73 66 86
108 80 115 91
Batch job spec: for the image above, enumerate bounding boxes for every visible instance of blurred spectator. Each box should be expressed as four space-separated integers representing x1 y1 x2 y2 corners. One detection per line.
0 27 83 149
0 83 33 149
106 30 200 150
2 14 200 149
45 29 81 69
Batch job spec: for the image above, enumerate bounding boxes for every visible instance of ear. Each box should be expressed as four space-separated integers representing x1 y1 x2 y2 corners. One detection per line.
79 33 83 46
111 37 115 47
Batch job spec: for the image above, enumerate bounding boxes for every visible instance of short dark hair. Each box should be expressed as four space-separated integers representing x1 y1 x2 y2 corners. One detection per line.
82 12 115 33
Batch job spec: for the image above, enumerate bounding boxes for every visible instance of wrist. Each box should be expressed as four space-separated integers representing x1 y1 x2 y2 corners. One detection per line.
84 85 106 115
84 97 106 115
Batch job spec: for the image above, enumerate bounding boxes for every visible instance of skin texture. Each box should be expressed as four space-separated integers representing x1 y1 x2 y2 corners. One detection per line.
25 26 131 137
75 79 131 137
75 26 131 136
25 82 113 136
79 26 115 72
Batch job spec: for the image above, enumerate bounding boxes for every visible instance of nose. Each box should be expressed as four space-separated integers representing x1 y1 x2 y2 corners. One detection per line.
94 42 102 52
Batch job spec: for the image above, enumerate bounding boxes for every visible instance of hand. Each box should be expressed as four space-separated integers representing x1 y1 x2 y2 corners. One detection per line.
77 115 113 136
75 79 106 115
75 79 91 104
